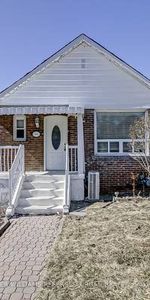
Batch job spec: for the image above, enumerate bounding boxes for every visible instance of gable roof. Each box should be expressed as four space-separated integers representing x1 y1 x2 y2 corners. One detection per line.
0 33 150 101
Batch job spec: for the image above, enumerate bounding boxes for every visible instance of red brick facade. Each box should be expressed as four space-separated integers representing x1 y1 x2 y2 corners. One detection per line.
0 112 142 193
84 109 142 193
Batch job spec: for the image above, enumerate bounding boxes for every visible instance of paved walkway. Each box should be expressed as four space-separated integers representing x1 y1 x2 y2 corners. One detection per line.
0 216 62 300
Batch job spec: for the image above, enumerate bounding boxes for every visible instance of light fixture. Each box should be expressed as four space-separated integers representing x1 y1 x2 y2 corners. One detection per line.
35 116 40 128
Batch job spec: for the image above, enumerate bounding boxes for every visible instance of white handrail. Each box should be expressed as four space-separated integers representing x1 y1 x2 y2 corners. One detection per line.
0 146 19 172
6 145 25 217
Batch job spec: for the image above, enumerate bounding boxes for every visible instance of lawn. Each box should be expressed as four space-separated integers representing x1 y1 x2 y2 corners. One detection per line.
37 199 150 300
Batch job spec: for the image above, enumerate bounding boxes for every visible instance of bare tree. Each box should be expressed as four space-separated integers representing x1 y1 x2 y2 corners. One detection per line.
129 115 150 176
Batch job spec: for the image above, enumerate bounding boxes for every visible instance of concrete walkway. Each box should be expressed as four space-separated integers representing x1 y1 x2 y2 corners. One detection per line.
0 215 62 300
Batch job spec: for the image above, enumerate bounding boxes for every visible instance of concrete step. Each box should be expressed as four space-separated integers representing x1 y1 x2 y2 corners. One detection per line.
18 196 64 207
15 205 63 215
20 188 64 198
25 174 65 182
23 180 65 190
15 172 66 215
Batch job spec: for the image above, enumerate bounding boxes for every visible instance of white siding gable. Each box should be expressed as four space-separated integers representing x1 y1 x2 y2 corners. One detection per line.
0 38 150 110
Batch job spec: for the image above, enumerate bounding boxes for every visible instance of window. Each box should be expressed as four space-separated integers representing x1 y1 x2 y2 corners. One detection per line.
13 115 26 141
95 112 144 155
52 125 61 150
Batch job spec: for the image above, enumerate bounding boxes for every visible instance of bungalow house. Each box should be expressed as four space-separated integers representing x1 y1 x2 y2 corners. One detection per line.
0 34 150 216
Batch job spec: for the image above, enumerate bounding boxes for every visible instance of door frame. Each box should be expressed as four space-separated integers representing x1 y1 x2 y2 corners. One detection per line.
44 115 68 171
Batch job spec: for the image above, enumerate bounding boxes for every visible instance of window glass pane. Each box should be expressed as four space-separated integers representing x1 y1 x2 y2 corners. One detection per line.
52 126 61 150
97 142 108 153
17 129 24 139
17 120 24 129
97 112 144 139
110 142 119 152
123 142 131 152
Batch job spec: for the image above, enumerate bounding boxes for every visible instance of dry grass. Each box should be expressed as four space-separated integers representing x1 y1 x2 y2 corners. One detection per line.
37 200 150 300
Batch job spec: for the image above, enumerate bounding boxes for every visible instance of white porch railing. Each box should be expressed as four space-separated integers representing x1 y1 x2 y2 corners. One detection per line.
0 146 18 172
68 145 78 173
6 145 25 217
64 144 71 213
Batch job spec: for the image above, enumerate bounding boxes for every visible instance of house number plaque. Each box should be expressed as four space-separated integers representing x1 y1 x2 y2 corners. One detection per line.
32 131 40 138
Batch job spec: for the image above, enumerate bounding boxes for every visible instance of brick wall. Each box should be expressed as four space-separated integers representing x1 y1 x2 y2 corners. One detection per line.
68 116 77 145
84 109 142 194
0 115 77 172
0 112 143 193
0 115 44 171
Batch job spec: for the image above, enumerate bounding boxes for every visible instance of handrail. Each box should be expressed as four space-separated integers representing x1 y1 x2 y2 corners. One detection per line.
0 146 19 149
0 146 19 172
6 144 25 217
64 144 71 213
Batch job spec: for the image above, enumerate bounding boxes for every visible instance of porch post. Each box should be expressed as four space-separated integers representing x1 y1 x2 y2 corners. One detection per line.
77 113 84 174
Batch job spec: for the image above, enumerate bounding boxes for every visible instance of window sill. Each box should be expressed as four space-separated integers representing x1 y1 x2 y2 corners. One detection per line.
95 153 130 157
95 153 147 157
13 139 26 142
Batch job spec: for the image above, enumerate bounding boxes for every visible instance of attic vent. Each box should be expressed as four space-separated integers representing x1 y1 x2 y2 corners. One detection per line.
81 58 86 68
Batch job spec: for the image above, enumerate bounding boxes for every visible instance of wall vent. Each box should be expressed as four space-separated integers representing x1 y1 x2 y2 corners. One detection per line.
81 58 86 68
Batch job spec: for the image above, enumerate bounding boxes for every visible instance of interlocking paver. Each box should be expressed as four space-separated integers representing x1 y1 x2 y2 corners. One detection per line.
23 286 35 294
1 294 11 300
22 270 32 276
10 293 23 300
3 286 16 294
0 216 62 299
10 275 22 282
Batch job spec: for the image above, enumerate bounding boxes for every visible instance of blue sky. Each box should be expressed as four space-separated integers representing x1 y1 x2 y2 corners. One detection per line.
0 0 150 91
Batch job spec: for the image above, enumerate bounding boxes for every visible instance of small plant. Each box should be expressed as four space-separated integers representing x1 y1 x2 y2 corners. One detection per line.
129 115 150 176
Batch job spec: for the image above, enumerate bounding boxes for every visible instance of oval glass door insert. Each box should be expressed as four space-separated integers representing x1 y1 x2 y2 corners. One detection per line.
52 126 61 150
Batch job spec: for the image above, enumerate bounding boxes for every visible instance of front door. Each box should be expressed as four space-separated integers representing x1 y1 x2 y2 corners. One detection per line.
45 116 67 170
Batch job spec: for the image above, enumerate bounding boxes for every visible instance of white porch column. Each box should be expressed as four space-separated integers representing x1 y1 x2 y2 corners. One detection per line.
77 113 84 174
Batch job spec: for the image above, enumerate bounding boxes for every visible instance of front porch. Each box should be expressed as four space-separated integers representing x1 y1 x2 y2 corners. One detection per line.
0 108 85 216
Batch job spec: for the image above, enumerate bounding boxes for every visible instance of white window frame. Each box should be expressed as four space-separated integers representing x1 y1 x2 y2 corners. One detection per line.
94 110 147 156
13 115 26 141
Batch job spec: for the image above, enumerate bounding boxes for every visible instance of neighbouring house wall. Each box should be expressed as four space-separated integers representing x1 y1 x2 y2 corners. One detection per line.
0 115 77 171
84 109 142 194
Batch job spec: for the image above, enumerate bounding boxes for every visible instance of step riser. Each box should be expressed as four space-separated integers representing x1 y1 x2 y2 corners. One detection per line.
19 199 63 207
20 189 64 198
23 181 65 190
